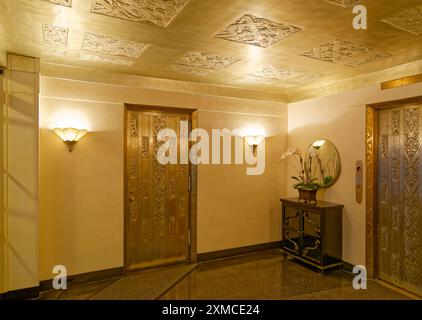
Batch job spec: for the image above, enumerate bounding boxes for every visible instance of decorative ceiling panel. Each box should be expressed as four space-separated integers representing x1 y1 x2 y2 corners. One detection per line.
344 51 392 68
42 25 69 47
175 51 240 70
214 14 302 48
79 52 133 66
81 32 149 59
250 65 322 84
382 5 422 36
251 65 304 81
3 0 421 97
325 0 361 8
41 0 72 7
168 64 211 77
300 39 373 64
91 0 190 27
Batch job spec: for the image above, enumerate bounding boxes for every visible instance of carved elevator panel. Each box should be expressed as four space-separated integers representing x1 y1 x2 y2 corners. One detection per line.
126 110 191 270
378 105 422 296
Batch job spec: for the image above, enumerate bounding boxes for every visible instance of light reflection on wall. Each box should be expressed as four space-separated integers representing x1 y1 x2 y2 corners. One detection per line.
40 109 90 131
242 126 266 138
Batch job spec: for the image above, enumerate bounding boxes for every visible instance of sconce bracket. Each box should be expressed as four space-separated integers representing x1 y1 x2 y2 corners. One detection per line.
65 141 77 153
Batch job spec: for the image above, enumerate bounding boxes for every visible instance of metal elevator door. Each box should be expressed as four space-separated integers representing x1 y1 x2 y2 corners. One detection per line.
125 109 191 271
378 105 422 296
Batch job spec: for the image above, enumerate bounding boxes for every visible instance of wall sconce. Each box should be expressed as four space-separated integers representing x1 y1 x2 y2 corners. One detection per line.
53 127 88 152
312 139 326 150
245 135 265 154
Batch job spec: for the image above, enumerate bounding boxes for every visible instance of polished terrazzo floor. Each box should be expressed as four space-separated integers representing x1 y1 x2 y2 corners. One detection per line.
39 249 411 300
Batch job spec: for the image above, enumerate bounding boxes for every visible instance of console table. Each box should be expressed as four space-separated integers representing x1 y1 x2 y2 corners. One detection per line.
280 198 343 273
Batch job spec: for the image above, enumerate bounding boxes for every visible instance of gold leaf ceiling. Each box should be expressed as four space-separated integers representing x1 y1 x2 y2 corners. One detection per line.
0 0 421 95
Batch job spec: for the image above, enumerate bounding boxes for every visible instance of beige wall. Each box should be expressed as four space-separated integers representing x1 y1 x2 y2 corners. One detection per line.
39 76 287 280
40 99 124 281
287 82 422 266
198 111 286 253
2 54 40 291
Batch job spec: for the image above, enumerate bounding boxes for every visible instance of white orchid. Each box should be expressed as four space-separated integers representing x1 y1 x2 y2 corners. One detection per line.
280 147 321 191
280 148 300 161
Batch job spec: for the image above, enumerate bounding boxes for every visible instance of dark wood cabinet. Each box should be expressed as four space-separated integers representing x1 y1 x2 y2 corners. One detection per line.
281 198 343 272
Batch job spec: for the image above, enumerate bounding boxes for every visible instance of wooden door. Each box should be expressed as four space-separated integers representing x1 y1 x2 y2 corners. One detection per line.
125 107 192 271
377 104 422 296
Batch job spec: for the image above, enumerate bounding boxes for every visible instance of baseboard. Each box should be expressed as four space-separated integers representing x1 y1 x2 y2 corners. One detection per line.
197 241 282 262
39 266 124 292
0 286 40 300
342 261 356 273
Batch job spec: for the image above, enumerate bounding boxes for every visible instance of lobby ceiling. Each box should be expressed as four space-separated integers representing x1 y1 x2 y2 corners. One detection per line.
1 0 421 95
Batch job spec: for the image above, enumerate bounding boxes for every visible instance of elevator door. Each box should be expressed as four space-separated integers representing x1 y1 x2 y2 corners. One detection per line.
125 108 191 271
378 105 422 296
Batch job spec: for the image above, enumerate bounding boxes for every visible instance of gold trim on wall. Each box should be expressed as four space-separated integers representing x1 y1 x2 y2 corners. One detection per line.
381 74 422 90
365 106 377 279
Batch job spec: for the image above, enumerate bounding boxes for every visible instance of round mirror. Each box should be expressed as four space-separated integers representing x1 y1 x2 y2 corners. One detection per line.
305 139 341 189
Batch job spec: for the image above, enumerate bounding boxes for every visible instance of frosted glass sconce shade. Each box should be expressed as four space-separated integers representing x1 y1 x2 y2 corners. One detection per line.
53 128 88 152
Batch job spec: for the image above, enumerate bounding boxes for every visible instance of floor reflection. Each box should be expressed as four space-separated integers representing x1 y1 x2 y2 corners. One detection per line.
40 249 411 300
161 250 409 300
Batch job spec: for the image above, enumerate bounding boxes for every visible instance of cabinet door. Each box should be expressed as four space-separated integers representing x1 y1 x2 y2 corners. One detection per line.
302 209 322 263
283 229 302 255
283 205 301 231
302 209 321 237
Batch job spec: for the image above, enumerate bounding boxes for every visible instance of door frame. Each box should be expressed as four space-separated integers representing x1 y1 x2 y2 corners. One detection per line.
365 95 422 279
123 103 198 272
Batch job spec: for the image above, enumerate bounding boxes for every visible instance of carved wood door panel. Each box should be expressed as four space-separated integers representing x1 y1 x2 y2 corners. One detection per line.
126 109 191 271
378 105 422 296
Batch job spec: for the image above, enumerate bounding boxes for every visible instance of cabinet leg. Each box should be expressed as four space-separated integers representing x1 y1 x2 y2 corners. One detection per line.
319 270 327 276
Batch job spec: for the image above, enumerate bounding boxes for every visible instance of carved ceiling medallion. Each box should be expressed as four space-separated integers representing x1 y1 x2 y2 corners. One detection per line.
175 51 240 70
325 0 361 8
382 5 422 36
344 51 392 68
168 64 211 77
249 65 322 84
251 65 303 81
42 25 69 47
91 0 190 27
41 0 72 7
215 14 302 48
300 39 391 67
79 52 133 66
81 32 149 59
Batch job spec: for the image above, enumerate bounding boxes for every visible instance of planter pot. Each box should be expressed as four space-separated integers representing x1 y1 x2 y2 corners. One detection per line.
297 189 318 204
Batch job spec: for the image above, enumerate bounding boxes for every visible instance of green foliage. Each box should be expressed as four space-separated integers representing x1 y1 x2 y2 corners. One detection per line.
322 175 334 187
292 179 321 191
